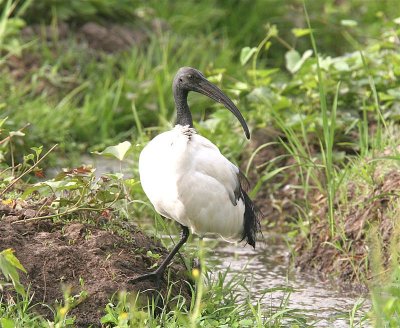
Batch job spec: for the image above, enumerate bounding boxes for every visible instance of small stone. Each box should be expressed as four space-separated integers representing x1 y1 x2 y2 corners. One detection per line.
23 209 37 218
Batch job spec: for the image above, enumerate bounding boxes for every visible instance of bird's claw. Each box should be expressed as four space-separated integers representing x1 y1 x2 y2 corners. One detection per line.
128 271 163 285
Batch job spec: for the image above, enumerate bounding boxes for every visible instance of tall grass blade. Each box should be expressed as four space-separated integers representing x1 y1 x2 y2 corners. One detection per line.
303 2 340 236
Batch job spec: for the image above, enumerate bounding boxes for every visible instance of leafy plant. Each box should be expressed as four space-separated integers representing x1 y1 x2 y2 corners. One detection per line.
93 141 132 162
0 0 28 57
0 248 27 297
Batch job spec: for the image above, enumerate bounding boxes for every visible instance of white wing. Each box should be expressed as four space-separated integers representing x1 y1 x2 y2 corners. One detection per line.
139 125 245 241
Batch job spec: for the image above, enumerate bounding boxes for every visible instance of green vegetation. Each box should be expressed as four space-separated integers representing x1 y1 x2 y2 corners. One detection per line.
1 0 400 326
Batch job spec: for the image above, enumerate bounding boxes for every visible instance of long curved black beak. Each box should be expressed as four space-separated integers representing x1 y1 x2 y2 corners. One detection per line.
193 78 250 139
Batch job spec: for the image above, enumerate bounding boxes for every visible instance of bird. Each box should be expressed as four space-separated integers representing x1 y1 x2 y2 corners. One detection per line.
131 67 261 284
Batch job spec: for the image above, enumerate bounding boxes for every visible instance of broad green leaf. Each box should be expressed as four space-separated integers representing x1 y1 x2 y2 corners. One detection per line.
285 49 313 74
23 180 79 196
94 141 132 161
97 190 118 203
1 318 15 328
291 28 312 38
206 73 223 83
23 153 34 162
21 184 49 199
233 81 249 91
240 47 257 65
101 313 117 324
146 250 161 260
333 60 350 71
31 146 43 157
0 249 26 296
124 178 137 188
285 49 301 73
3 249 26 273
340 19 358 27
44 180 78 191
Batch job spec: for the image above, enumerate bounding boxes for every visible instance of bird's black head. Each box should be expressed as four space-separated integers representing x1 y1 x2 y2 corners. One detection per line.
173 67 250 139
173 67 205 92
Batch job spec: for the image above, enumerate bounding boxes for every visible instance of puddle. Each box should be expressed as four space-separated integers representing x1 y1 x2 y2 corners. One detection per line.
206 234 370 327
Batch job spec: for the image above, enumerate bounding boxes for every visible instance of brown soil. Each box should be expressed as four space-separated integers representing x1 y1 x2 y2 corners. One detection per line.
0 204 190 327
295 170 400 284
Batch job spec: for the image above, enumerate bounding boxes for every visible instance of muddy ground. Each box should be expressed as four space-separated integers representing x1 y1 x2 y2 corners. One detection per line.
0 204 190 327
295 169 400 285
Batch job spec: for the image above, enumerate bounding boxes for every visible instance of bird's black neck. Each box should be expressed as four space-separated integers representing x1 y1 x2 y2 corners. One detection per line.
174 88 193 127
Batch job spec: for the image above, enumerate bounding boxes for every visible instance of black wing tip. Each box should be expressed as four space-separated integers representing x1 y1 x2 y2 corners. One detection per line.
240 188 262 248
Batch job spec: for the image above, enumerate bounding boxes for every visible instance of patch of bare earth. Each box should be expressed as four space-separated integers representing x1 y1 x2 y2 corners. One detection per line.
295 170 400 285
0 204 190 327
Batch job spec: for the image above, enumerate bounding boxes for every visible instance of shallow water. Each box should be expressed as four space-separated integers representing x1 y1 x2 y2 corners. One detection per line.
207 234 369 327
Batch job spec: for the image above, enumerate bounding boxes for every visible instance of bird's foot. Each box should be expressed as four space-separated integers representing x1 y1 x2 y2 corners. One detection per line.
128 270 164 286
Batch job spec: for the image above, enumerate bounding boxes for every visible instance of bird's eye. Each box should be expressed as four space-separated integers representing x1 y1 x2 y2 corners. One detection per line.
188 75 192 79
179 78 183 82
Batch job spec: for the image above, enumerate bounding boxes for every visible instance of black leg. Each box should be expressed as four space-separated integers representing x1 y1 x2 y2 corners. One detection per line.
129 225 190 285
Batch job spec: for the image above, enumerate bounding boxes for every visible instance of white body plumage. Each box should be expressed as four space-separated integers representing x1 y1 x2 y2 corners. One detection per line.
139 125 245 242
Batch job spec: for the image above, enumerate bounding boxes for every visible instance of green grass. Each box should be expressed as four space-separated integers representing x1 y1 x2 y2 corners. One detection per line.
2 0 399 159
2 0 400 326
1 29 248 162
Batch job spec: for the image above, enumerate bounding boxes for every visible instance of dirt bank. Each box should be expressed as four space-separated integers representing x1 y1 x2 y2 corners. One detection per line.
247 128 400 286
0 204 190 327
295 169 400 285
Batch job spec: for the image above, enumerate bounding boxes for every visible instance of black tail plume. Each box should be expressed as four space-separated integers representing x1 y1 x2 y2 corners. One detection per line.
240 188 262 248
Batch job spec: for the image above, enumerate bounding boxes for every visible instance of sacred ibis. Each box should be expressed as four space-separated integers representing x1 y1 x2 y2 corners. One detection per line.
131 67 261 284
